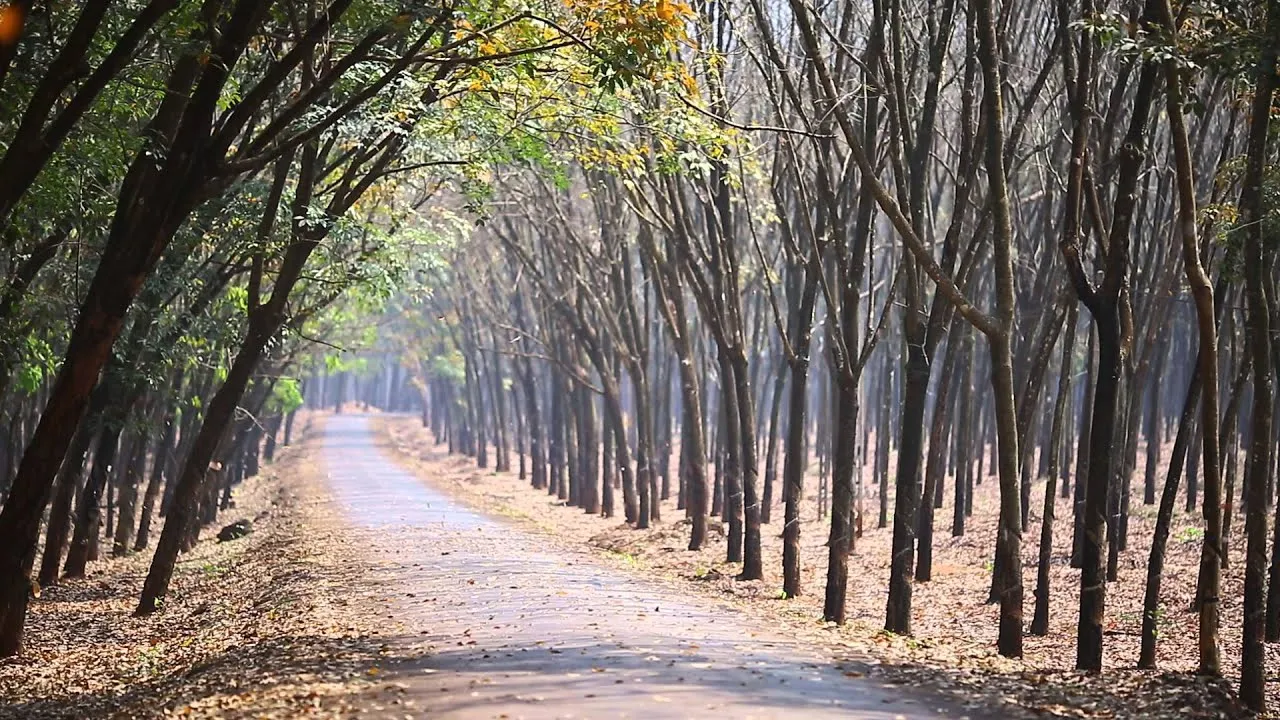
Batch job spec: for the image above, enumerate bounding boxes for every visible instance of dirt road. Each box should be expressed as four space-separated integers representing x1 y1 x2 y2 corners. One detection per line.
321 414 986 719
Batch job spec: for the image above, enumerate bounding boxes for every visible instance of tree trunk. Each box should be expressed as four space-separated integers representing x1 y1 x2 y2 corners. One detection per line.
1071 328 1096 568
1144 337 1168 504
112 427 149 556
1218 346 1252 569
919 317 965 582
135 397 179 551
263 414 282 463
732 347 763 582
577 378 600 516
37 420 94 588
987 330 1025 658
1015 298 1069 531
549 363 566 501
877 361 891 530
953 327 974 537
1151 0 1224 673
885 334 928 635
138 319 277 613
719 351 743 564
64 421 126 579
1078 307 1123 670
763 358 786 526
1139 339 1208 667
600 401 615 519
1032 305 1078 635
513 386 526 481
783 270 818 599
657 354 674 503
1106 379 1130 581
1242 20 1277 714
675 345 709 550
489 338 510 473
519 358 546 491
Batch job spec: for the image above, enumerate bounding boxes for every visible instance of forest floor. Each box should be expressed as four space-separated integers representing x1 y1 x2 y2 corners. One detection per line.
0 415 413 719
378 413 1262 719
0 410 1263 718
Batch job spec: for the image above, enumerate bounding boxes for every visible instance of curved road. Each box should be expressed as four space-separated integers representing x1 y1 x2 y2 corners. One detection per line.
321 414 983 719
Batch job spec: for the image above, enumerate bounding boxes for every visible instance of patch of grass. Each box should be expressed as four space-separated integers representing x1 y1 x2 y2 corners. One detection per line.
135 643 167 678
608 549 640 566
483 502 532 522
1147 604 1172 639
200 562 229 577
1176 526 1204 544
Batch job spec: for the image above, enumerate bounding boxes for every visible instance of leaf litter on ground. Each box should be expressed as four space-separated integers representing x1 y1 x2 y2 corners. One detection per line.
377 414 1259 720
0 415 414 719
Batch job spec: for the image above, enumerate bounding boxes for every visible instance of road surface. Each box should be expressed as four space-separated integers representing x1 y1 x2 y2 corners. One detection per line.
321 414 986 719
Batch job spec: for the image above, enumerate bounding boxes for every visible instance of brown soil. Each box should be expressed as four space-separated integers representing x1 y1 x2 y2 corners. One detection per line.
376 413 1261 719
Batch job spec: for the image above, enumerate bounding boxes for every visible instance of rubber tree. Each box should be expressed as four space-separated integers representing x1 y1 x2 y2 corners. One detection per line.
631 200 711 550
1154 0 1224 676
1059 0 1162 672
1238 0 1276 708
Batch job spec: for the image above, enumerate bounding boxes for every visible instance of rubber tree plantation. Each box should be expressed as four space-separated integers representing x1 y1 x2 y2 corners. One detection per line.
0 0 1279 717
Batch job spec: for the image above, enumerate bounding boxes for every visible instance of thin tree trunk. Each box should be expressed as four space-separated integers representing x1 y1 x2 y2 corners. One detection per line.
136 396 178 551
953 327 974 537
64 420 126 579
1243 20 1278 713
1071 328 1096 568
1144 337 1168 504
877 360 891 530
783 270 818 599
719 352 743 564
112 426 149 556
1139 345 1207 667
763 358 786 526
919 317 964 582
36 420 94 588
885 336 928 635
1032 305 1078 634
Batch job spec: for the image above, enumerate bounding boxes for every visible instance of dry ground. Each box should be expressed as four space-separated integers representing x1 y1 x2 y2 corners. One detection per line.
0 409 1261 718
377 413 1262 719
0 414 414 719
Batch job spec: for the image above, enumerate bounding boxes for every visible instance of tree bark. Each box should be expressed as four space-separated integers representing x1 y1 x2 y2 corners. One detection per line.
1032 304 1078 635
783 269 818 599
885 336 928 634
112 425 149 556
1156 0 1224 672
36 420 94 588
1241 8 1276 713
135 395 179 551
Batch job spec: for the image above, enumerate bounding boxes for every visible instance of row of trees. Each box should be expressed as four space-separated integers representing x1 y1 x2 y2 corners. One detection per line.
384 0 1280 711
0 0 685 665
